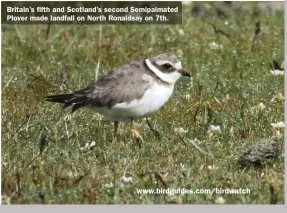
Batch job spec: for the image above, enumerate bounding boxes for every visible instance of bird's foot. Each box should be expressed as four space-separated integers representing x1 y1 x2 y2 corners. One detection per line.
131 124 143 147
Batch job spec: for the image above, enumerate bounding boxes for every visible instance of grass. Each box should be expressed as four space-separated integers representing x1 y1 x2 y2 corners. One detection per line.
1 2 285 204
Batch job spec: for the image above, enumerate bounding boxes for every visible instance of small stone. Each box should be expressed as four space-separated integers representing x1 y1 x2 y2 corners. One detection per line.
239 138 279 167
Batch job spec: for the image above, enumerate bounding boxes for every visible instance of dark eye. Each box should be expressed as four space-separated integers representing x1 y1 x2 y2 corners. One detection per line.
163 63 172 69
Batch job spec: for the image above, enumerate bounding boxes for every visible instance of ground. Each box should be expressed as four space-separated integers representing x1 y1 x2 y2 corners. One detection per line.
1 2 284 204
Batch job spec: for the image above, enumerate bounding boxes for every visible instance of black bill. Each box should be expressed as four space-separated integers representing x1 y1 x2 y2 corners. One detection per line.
178 69 191 77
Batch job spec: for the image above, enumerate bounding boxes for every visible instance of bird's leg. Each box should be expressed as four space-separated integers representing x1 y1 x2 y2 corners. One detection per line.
145 118 161 139
113 121 119 141
131 119 143 143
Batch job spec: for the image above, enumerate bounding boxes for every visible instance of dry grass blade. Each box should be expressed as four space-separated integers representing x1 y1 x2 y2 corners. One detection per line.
154 172 168 188
187 138 209 156
46 21 51 40
145 118 161 139
176 132 209 157
251 21 261 51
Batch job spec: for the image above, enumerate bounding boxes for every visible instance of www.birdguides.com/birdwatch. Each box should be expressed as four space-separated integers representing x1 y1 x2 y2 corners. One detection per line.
3 1 182 24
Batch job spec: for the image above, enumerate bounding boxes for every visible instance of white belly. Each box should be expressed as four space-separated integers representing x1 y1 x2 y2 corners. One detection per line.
93 83 174 121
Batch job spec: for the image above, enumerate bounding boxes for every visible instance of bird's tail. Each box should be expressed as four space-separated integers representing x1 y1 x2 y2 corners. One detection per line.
45 93 88 113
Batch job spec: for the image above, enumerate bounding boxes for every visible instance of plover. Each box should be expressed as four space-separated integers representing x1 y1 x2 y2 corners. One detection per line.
45 53 190 139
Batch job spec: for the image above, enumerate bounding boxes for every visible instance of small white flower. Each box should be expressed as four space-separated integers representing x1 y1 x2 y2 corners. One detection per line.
270 70 284 76
207 165 217 170
173 127 188 134
90 141 96 147
210 125 221 132
215 196 226 204
257 102 266 111
179 163 186 171
207 125 221 138
184 94 191 100
224 21 229 25
103 182 114 188
271 122 285 128
210 42 223 49
122 176 133 184
80 141 96 151
178 29 185 36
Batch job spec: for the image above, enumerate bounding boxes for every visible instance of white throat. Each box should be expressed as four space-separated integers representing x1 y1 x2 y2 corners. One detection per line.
145 59 182 84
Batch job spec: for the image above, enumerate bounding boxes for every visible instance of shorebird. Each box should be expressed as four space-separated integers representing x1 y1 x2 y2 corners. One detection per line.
45 53 190 140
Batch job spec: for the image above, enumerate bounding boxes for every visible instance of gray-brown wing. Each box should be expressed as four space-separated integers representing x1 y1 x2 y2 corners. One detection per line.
83 61 151 109
45 60 151 112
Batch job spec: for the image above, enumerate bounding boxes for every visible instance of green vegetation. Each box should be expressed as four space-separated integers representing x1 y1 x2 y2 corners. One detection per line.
1 2 284 204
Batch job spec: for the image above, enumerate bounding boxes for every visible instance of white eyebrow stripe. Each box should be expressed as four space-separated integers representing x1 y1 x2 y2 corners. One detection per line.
145 59 165 78
155 60 172 66
174 61 182 70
